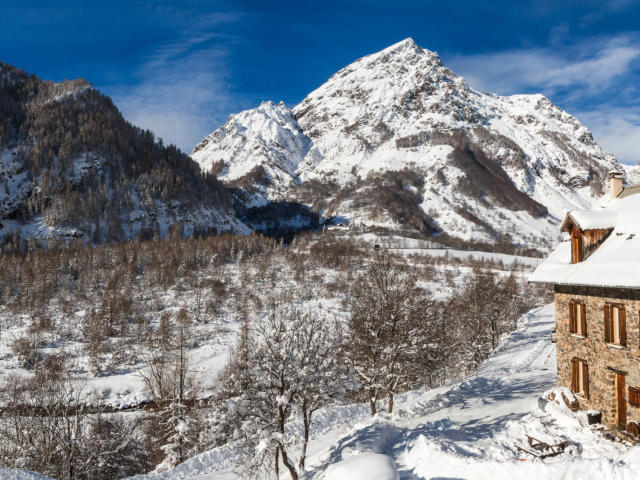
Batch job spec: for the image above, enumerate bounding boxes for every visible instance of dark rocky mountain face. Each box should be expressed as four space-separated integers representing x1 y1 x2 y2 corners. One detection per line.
0 62 246 250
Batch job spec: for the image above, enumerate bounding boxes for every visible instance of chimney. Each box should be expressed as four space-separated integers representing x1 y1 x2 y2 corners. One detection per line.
609 170 625 199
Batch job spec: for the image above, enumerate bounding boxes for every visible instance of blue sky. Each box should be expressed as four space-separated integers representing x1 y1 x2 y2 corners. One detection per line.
1 1 639 163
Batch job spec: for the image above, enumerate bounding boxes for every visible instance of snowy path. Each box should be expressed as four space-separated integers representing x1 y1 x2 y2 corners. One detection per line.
128 304 640 479
305 304 558 479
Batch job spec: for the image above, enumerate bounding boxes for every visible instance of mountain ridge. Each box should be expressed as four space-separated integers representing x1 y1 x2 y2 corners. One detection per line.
0 61 248 249
191 37 622 251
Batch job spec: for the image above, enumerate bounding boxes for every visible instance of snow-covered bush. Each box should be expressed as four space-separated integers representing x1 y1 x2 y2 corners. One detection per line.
0 360 151 479
215 304 346 480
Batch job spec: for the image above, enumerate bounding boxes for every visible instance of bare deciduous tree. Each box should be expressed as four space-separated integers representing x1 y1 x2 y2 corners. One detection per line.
218 305 344 480
0 357 150 479
344 252 432 415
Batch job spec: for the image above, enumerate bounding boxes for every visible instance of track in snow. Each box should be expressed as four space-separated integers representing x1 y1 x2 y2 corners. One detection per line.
303 305 557 479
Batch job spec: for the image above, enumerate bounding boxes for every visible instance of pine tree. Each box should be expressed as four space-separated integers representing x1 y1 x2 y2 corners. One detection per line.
156 401 200 471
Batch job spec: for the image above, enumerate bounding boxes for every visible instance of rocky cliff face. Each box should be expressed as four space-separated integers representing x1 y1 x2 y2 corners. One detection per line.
192 38 621 251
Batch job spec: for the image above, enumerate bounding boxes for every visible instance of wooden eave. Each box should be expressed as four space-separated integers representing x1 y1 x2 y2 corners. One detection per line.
560 212 615 235
560 213 581 233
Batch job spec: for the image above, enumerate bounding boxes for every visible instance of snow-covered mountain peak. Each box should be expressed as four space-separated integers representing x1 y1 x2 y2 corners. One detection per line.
190 100 312 206
191 39 622 250
300 36 454 110
373 36 433 58
291 38 477 166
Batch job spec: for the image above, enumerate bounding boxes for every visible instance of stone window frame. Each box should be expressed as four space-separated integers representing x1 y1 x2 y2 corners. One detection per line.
569 300 587 337
604 303 627 347
571 357 589 399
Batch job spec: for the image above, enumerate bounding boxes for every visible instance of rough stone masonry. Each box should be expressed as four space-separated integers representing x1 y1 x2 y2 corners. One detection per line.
555 284 640 426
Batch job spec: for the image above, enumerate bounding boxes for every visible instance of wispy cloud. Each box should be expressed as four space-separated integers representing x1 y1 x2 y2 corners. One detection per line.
577 108 640 166
110 15 243 153
449 35 640 97
448 34 640 164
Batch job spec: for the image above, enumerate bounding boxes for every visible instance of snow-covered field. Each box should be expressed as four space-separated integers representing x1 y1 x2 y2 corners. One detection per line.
130 304 640 480
0 237 535 411
340 233 542 266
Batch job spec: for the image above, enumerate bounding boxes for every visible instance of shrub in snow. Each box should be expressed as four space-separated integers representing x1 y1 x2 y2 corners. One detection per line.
214 304 346 480
0 359 150 479
11 336 40 369
154 401 200 472
444 267 531 374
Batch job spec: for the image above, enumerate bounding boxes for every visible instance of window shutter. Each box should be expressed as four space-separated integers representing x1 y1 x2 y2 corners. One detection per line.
583 363 589 399
569 302 576 333
577 236 583 262
571 358 578 392
580 303 587 336
604 304 611 343
620 306 627 347
571 235 583 263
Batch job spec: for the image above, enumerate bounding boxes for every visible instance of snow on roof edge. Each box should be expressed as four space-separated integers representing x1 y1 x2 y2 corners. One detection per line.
530 233 640 289
561 210 617 232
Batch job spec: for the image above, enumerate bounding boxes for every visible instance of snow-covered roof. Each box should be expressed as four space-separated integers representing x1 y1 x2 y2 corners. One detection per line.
561 209 618 231
531 194 640 288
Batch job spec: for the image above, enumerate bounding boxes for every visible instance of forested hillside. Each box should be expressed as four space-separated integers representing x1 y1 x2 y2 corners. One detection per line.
0 62 245 247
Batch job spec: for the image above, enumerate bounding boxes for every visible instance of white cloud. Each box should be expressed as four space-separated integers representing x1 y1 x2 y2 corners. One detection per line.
449 35 640 97
109 26 242 153
577 108 640 165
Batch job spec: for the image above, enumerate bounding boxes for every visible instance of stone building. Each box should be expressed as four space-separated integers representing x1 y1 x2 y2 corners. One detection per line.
531 172 640 431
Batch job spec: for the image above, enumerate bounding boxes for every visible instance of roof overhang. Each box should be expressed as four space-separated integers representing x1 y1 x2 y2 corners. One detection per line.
559 210 617 233
560 213 579 233
528 278 640 290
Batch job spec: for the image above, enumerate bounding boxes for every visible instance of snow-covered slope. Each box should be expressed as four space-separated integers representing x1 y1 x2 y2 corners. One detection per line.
131 304 640 480
0 470 53 480
193 38 622 250
192 101 311 207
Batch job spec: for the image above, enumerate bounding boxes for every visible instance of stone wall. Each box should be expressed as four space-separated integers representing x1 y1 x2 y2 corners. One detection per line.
555 284 640 427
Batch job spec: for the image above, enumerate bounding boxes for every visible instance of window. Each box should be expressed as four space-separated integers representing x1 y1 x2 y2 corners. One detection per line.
569 301 586 336
571 358 589 398
629 387 640 408
604 304 627 346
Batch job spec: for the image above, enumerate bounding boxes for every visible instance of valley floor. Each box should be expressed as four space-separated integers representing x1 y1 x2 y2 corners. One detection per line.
132 304 640 480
